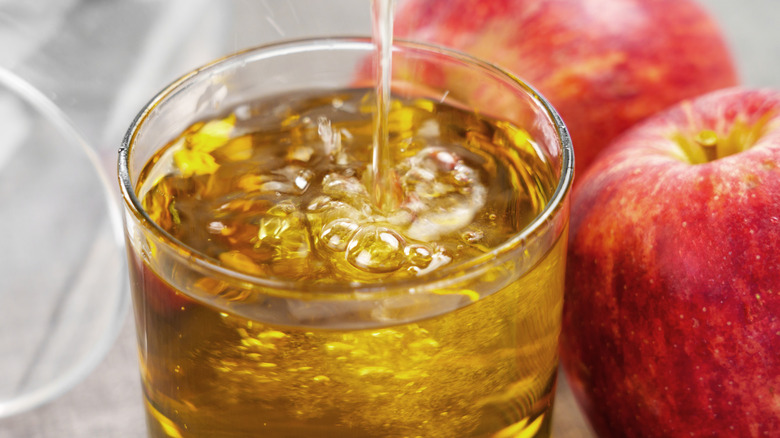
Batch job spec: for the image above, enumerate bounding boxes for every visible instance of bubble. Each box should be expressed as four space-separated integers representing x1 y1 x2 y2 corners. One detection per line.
275 166 316 194
256 201 312 276
405 244 433 269
412 245 453 276
306 196 367 235
346 226 405 273
451 162 477 186
461 229 484 244
321 173 370 201
320 219 360 252
294 173 311 192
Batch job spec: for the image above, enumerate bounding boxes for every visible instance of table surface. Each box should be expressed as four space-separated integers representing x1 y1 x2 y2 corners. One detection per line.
1 0 776 436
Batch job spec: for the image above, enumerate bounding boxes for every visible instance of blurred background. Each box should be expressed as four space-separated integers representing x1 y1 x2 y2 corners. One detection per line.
0 0 775 436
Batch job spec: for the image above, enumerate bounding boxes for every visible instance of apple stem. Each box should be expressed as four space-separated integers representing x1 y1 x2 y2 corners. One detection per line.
695 130 718 162
672 113 775 164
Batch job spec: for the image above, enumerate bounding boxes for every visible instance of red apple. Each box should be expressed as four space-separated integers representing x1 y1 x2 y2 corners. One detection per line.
394 0 739 175
560 88 780 437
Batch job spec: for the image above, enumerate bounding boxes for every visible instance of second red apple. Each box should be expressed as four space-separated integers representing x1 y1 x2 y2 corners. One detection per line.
394 0 739 174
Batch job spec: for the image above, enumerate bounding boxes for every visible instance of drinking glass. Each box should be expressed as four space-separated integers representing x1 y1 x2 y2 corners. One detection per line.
118 37 573 438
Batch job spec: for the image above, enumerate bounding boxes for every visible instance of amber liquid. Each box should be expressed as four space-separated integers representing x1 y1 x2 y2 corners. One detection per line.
129 90 564 438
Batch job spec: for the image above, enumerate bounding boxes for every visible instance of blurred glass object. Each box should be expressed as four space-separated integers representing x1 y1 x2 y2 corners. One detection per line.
0 0 371 416
0 65 127 418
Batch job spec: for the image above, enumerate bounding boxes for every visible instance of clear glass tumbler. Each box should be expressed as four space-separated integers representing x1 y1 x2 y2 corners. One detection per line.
119 38 573 438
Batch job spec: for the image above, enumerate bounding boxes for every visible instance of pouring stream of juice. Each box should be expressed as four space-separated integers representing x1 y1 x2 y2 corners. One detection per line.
370 0 398 211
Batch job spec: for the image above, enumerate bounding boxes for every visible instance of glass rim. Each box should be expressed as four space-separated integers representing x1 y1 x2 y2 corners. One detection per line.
118 36 574 296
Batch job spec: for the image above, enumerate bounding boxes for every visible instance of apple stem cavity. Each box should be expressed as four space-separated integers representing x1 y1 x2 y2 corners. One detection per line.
672 112 775 164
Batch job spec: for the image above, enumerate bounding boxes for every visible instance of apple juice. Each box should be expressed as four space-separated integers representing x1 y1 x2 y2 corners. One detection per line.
129 88 565 438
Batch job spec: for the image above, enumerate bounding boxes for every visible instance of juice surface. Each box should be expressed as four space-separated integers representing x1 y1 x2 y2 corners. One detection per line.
130 89 565 438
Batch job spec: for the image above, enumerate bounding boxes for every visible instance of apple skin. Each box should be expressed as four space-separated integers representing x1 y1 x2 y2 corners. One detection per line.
394 0 739 175
560 88 780 437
